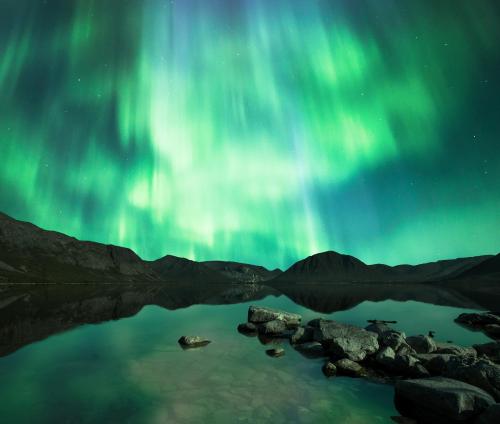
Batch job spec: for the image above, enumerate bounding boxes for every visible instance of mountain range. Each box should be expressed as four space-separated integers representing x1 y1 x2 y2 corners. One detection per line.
0 211 498 284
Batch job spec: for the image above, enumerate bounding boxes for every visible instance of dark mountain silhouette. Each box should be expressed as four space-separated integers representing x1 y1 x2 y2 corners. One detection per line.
0 211 498 284
202 261 281 282
271 250 494 284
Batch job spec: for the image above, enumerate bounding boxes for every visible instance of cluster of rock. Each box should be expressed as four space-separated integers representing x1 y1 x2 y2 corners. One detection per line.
238 305 500 423
456 311 500 340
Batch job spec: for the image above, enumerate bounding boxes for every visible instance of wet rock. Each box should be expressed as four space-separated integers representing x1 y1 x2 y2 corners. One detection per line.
445 356 500 401
476 403 500 424
380 330 407 352
312 319 379 361
456 312 500 328
365 322 392 336
474 342 500 363
322 361 337 377
258 319 288 335
178 336 211 348
435 342 477 357
294 342 326 358
266 347 285 358
290 326 315 344
406 335 437 354
376 346 396 367
237 322 258 335
248 306 301 324
334 358 368 377
394 377 495 423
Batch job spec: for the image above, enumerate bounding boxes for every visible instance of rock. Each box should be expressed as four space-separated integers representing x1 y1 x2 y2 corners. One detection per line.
312 319 379 361
416 353 456 375
266 348 285 358
394 377 495 423
258 319 288 335
475 403 500 424
435 342 477 357
406 335 437 354
294 342 326 358
484 324 500 339
376 346 396 367
456 313 500 328
390 416 417 424
248 306 301 324
445 357 500 401
365 322 392 335
237 322 258 335
396 344 417 356
474 342 500 363
322 361 337 377
290 326 315 344
334 358 368 378
178 336 211 348
393 354 430 378
380 330 407 351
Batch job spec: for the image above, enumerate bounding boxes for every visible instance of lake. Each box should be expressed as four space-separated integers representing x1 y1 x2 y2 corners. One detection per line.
0 282 495 423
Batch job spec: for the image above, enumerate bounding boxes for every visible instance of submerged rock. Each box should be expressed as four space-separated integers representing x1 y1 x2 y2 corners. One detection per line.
394 377 495 423
237 322 258 335
322 361 337 377
266 347 285 358
312 319 379 361
248 306 301 324
406 335 437 354
290 326 315 344
178 336 211 348
294 342 326 358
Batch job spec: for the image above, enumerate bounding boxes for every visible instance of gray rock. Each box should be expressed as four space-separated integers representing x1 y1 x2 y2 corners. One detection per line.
393 354 430 378
406 335 437 354
258 319 288 335
445 357 500 401
266 347 285 358
248 306 301 324
290 326 315 344
237 322 257 334
394 377 495 423
322 361 337 377
178 336 211 348
474 342 500 363
396 344 417 356
380 330 407 351
435 342 477 357
456 313 500 328
312 319 379 361
376 346 396 367
334 358 368 377
294 342 326 358
416 353 456 375
475 403 500 424
484 324 500 339
365 322 392 335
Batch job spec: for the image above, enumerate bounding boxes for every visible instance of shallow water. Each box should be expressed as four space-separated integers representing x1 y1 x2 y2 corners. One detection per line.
0 283 493 423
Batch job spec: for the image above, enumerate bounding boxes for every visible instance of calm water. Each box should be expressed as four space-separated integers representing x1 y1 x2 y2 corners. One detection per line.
0 283 493 423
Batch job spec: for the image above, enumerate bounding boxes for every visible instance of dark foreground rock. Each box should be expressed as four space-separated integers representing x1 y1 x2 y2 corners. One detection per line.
178 336 211 348
476 403 500 424
474 342 500 364
395 377 495 423
237 322 258 335
456 312 500 340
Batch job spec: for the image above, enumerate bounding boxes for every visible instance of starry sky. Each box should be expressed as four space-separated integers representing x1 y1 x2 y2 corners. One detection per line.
1 0 499 269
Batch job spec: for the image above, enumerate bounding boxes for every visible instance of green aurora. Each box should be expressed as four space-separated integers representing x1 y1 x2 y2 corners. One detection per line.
1 0 499 269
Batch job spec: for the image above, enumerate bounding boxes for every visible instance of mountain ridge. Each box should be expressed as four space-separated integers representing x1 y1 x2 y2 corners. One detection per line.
0 211 497 284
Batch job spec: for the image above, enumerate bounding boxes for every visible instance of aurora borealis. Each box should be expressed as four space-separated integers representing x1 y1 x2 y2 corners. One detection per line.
1 0 499 269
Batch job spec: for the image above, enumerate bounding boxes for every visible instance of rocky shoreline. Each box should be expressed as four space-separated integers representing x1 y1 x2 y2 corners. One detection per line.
237 306 500 423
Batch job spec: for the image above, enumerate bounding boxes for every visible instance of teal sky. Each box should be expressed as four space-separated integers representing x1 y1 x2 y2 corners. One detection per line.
1 0 499 269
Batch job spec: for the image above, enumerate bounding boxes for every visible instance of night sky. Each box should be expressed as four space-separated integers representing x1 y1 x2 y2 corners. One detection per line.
1 0 499 269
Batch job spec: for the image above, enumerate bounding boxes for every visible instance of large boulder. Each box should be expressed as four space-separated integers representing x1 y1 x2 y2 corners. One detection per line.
476 403 500 424
445 357 500 401
456 313 500 328
474 342 500 363
406 335 437 354
416 353 456 375
311 319 379 361
248 306 301 324
394 377 495 423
